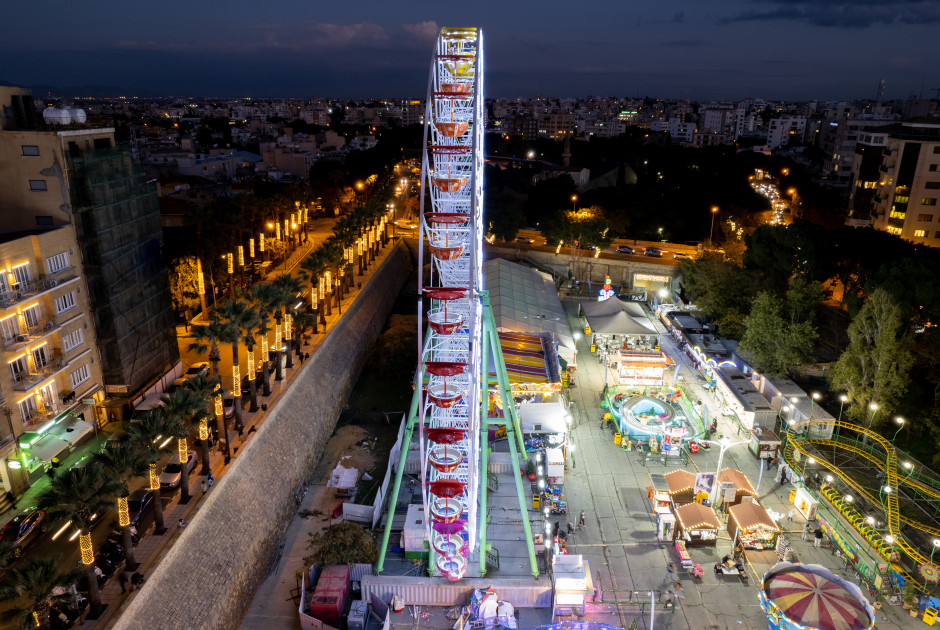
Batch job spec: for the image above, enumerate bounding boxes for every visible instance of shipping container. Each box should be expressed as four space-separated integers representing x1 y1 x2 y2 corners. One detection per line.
309 565 350 626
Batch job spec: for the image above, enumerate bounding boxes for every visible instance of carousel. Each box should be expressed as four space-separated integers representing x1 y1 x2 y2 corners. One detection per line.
759 562 875 630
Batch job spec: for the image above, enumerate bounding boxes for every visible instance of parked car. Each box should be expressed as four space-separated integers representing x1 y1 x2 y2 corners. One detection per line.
222 396 235 419
515 236 534 244
159 452 198 490
0 508 46 557
616 245 635 254
673 252 692 260
184 362 209 379
644 247 663 257
127 489 155 529
240 372 264 398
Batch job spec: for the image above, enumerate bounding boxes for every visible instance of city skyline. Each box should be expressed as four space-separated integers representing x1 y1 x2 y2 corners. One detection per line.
3 0 940 101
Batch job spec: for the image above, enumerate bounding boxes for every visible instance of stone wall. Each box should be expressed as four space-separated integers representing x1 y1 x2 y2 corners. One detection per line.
113 241 412 630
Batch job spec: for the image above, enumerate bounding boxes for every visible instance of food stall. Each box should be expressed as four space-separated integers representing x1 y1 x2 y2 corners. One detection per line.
728 502 779 550
749 426 781 460
545 447 564 485
792 486 818 521
675 502 720 546
648 473 671 511
718 468 757 507
656 507 676 542
664 469 697 507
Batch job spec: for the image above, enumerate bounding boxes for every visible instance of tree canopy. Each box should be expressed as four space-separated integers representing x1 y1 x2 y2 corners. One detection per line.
304 523 378 568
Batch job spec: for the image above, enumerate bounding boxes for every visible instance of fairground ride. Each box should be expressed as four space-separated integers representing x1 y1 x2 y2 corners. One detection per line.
376 27 538 581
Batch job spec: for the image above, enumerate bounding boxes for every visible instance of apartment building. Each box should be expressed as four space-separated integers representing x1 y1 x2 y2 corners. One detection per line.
0 86 178 451
864 119 940 247
0 227 103 497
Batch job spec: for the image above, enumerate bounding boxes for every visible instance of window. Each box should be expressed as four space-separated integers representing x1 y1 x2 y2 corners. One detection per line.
45 252 69 275
69 363 91 389
923 198 938 206
914 230 927 237
31 345 48 369
918 214 934 222
10 355 28 382
936 231 940 239
18 397 37 422
11 263 31 289
934 147 940 154
28 180 47 191
22 305 39 329
54 291 76 314
927 182 940 189
62 328 84 353
0 316 19 341
21 145 39 157
932 164 939 172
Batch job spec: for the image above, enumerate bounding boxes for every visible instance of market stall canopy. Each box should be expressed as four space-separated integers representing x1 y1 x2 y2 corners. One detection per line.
483 258 573 354
490 331 560 386
675 502 720 530
26 434 71 463
719 468 757 496
729 502 779 532
664 470 696 495
579 299 656 336
518 402 568 434
760 562 874 630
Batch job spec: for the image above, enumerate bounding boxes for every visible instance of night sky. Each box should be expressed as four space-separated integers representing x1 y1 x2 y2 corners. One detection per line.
3 0 939 100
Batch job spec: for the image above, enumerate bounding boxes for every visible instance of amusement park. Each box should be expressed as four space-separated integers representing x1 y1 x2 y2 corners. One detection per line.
296 26 935 630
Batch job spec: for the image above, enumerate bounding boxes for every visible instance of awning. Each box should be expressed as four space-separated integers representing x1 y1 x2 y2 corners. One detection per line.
50 417 93 445
675 502 720 530
27 434 71 463
580 300 657 336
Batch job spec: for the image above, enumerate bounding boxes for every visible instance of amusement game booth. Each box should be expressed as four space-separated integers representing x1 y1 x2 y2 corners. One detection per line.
728 502 779 550
674 502 720 546
717 468 757 507
664 469 697 507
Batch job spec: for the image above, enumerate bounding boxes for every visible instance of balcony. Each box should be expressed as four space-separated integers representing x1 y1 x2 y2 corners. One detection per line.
0 267 79 309
3 319 58 351
12 354 65 392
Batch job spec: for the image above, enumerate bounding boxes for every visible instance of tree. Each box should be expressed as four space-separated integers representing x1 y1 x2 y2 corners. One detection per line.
830 288 915 426
739 292 816 376
249 284 281 396
239 317 265 412
188 317 228 379
121 408 184 533
215 300 259 432
0 558 84 630
93 442 149 568
160 388 204 503
36 462 120 617
303 523 378 568
273 274 304 370
183 372 222 475
679 252 756 339
169 257 202 319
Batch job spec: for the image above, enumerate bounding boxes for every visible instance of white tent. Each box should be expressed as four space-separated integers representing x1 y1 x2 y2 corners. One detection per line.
580 299 656 336
518 402 568 434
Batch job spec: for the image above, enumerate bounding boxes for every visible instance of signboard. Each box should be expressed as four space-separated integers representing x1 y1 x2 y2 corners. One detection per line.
694 472 715 496
720 481 736 502
105 385 128 394
82 398 96 405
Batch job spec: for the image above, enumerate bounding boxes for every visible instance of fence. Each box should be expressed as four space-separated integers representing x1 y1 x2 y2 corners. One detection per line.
341 413 407 528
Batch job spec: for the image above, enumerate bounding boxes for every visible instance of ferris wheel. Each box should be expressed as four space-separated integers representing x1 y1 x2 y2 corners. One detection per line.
416 27 485 582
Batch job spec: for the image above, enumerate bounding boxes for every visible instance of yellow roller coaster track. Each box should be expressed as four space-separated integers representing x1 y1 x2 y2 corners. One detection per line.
784 420 935 571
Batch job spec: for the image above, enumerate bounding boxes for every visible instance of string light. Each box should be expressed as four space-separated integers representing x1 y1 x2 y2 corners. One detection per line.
246 349 254 383
249 238 255 258
197 269 205 295
199 418 209 441
276 222 281 240
231 365 240 396
79 532 94 565
149 463 159 491
284 313 292 341
259 233 265 252
238 245 244 267
178 438 187 465
214 394 223 417
227 253 233 274
117 496 130 527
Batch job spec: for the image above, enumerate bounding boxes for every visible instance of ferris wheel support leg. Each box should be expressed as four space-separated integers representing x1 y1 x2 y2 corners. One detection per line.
482 292 527 461
375 367 425 574
506 411 540 578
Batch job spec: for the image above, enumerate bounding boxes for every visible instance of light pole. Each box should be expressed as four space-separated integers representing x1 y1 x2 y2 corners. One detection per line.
571 195 578 214
892 417 905 444
838 394 848 422
810 392 820 418
709 206 719 246
931 539 940 566
867 402 879 428
710 437 749 504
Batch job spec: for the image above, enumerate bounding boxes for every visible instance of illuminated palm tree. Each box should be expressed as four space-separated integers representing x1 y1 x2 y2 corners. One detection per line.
36 461 120 617
121 408 184 534
184 372 222 475
215 300 259 432
249 284 281 395
273 273 304 370
160 388 204 504
93 442 149 568
188 316 228 378
0 557 83 630
240 314 265 412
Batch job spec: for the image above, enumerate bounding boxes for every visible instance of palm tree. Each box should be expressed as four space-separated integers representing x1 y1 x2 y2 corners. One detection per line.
92 442 149 568
292 309 316 353
0 557 84 630
121 408 185 534
160 388 204 504
188 316 228 378
36 462 120 617
273 273 304 370
184 372 222 475
239 313 265 412
215 300 259 432
249 283 281 395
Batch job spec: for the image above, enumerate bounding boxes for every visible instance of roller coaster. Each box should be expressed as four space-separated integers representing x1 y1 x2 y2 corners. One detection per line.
784 419 940 585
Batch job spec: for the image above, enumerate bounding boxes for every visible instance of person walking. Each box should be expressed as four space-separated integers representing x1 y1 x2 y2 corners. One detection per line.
814 528 824 548
567 521 574 535
802 522 810 542
578 510 586 530
207 471 214 487
178 518 186 529
201 479 208 495
553 521 560 539
118 571 130 594
664 561 677 584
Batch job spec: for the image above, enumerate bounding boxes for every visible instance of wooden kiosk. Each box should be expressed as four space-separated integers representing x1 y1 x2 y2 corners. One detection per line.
674 502 720 546
664 469 697 507
718 468 757 507
728 502 779 550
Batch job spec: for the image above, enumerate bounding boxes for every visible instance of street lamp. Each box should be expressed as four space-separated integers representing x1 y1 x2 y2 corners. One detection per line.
710 437 749 504
571 195 578 213
867 402 879 428
931 539 940 566
709 206 719 245
892 417 905 444
838 394 848 421
810 392 820 418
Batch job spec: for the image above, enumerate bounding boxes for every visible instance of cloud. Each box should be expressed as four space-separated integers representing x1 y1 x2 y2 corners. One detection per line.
306 23 389 48
719 0 940 27
401 21 439 42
